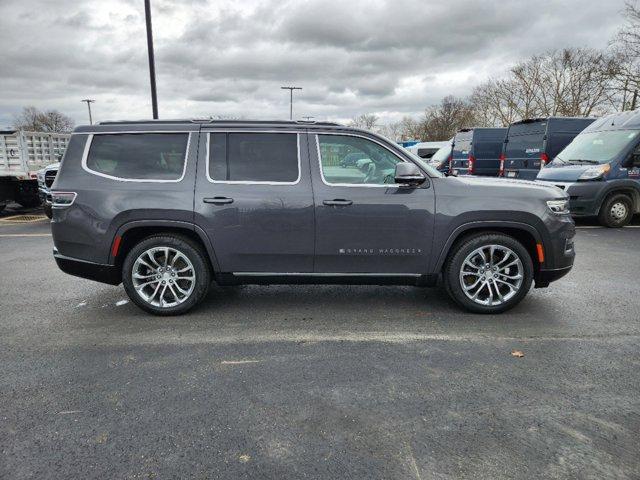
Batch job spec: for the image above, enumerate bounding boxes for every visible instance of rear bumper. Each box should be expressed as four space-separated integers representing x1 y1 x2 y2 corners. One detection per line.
54 248 121 285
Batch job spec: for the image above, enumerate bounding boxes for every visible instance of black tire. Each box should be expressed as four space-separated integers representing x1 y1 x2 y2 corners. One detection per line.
598 193 633 228
443 232 534 314
44 203 53 219
122 234 211 316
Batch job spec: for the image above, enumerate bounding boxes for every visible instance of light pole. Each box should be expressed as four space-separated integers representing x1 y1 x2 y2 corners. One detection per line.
81 99 95 125
145 0 159 119
281 86 302 120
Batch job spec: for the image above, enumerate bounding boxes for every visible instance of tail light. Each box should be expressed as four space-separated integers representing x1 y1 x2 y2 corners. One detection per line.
51 191 77 207
540 152 549 168
498 153 506 176
447 155 453 174
468 155 476 175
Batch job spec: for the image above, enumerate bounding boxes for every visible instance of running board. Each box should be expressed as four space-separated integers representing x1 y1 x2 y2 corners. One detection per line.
216 272 438 287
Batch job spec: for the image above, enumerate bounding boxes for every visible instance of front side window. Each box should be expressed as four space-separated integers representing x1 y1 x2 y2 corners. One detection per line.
209 133 299 183
318 135 403 185
85 133 188 180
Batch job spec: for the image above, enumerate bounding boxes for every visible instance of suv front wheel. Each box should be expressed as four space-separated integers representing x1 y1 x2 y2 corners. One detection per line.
444 233 534 314
122 234 211 315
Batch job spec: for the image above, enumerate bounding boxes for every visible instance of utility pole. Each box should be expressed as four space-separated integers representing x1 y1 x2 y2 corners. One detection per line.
145 0 159 119
81 99 95 125
281 86 302 120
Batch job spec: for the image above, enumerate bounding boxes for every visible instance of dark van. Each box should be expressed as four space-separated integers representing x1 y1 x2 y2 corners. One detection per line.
500 117 595 180
537 110 640 227
449 128 506 176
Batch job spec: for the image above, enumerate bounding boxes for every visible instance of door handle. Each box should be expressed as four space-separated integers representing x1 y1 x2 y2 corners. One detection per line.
323 199 353 206
203 196 234 205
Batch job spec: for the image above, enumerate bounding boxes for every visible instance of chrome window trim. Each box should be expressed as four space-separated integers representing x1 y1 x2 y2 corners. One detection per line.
205 131 302 185
80 131 191 183
315 132 407 188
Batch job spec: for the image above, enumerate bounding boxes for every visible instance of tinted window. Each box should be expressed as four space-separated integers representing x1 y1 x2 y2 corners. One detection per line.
86 133 188 180
473 140 503 159
318 135 403 185
505 133 544 158
209 133 299 183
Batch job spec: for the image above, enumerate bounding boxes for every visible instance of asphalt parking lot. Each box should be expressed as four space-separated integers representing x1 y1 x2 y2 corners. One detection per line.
1 205 639 479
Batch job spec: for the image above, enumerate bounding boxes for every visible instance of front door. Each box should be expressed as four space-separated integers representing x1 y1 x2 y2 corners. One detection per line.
194 129 314 273
310 132 435 274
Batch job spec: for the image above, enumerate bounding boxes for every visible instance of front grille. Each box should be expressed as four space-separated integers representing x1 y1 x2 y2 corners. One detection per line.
44 171 57 187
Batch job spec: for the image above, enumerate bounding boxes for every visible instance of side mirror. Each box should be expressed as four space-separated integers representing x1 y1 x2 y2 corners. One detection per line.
395 163 426 186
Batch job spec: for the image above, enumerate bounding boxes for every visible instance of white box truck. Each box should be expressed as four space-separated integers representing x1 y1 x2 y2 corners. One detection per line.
0 130 70 211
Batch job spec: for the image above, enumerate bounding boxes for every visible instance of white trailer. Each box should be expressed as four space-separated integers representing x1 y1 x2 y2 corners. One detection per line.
0 130 70 209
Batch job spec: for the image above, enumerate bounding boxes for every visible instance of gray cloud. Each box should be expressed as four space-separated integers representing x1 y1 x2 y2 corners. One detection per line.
0 0 626 128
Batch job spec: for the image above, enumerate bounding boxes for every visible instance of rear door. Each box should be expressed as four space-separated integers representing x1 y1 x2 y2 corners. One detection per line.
309 132 435 274
472 129 506 176
194 128 315 273
504 121 546 179
450 131 472 174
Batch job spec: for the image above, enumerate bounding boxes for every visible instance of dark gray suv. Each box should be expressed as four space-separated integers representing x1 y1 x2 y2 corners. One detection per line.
50 119 576 315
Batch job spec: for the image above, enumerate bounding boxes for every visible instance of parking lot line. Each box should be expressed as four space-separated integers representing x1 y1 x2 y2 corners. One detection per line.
0 233 52 237
575 225 640 229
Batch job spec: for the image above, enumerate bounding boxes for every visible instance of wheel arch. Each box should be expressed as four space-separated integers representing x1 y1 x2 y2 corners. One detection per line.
110 220 220 273
595 182 640 214
433 221 543 275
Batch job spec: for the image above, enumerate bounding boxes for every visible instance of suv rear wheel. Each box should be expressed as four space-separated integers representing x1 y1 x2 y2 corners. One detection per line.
598 193 633 228
122 234 211 315
444 233 534 314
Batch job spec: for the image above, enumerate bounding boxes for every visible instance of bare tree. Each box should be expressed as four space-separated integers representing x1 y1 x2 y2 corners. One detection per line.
471 48 618 125
421 96 476 141
611 1 640 110
349 113 379 131
13 106 74 132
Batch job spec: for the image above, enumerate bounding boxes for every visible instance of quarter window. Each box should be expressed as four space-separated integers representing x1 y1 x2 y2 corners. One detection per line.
85 133 188 180
209 133 299 183
318 135 403 185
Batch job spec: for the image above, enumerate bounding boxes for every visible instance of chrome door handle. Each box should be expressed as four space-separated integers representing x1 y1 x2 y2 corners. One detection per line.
203 197 234 205
323 199 353 206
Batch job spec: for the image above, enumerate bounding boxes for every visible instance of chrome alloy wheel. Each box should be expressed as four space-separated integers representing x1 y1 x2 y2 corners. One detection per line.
459 245 524 307
610 202 628 220
132 247 196 308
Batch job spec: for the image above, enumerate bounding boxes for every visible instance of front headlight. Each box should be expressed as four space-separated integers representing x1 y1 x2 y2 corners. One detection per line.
547 199 570 215
578 163 610 181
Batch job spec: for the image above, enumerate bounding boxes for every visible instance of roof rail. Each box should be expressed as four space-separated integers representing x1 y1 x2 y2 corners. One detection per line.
98 118 343 127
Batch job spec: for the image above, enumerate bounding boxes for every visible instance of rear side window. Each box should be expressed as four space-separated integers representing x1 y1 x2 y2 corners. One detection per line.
85 133 189 181
208 133 299 183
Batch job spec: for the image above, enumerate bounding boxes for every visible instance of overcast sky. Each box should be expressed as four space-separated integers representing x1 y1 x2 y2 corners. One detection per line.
0 0 627 128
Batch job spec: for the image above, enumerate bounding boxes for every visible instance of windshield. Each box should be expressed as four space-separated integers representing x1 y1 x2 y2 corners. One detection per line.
556 130 639 164
430 145 451 163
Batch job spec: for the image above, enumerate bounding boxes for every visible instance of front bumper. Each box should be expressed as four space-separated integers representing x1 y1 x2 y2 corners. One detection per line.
536 180 602 216
534 212 576 288
54 248 121 285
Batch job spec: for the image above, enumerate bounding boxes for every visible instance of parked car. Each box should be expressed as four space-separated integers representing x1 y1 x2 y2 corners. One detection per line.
427 143 453 173
449 128 506 176
37 162 60 218
536 110 640 227
407 141 450 160
51 119 575 315
499 117 595 180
